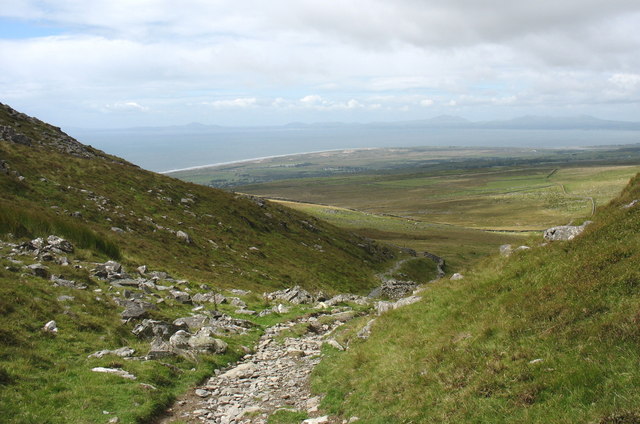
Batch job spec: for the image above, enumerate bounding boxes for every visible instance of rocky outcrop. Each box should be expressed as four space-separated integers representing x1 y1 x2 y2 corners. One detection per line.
265 286 315 304
543 221 592 241
368 279 417 299
1 102 127 162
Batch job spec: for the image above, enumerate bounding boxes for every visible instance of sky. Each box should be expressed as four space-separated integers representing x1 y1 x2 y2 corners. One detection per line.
1 0 639 129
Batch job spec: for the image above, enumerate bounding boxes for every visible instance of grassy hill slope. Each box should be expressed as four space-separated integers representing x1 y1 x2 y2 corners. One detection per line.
0 102 394 293
0 103 395 423
313 174 640 423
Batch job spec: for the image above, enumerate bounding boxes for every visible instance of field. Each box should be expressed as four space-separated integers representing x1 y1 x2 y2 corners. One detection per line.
167 145 640 188
234 162 640 271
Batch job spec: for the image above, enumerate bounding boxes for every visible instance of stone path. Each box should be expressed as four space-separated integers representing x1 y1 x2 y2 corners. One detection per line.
157 311 351 424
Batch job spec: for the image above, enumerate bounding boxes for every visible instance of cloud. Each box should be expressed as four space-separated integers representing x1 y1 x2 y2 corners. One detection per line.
1 1 639 126
103 101 148 112
204 97 258 109
609 73 640 90
420 99 434 107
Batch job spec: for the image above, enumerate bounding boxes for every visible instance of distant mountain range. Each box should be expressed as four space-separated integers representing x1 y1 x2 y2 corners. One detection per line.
72 115 640 133
68 115 640 172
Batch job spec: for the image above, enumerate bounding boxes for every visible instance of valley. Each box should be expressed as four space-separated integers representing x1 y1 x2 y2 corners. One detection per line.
2 103 640 424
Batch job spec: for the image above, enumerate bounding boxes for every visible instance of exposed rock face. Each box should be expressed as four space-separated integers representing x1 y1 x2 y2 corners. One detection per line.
94 260 128 280
0 125 32 146
543 221 592 241
265 286 316 304
1 102 128 162
46 235 74 253
132 319 184 340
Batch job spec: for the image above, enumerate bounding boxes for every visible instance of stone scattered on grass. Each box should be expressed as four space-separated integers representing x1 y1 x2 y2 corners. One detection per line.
43 320 57 333
91 367 136 380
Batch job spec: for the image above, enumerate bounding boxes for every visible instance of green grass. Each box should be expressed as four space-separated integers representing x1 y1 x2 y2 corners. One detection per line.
0 201 121 259
389 257 439 283
0 106 395 294
267 409 309 423
311 173 640 423
0 103 398 423
239 164 640 230
271 200 527 272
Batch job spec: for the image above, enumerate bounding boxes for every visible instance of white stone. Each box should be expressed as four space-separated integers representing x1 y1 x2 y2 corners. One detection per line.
303 416 329 424
91 367 136 380
43 320 58 333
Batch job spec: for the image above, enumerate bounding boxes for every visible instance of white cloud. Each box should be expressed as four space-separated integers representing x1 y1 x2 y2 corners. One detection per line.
204 98 258 109
0 1 639 126
420 99 434 107
609 73 640 90
103 101 148 112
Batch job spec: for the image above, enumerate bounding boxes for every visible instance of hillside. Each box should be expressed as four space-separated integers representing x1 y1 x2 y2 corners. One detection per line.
312 174 640 423
0 103 395 423
0 102 394 293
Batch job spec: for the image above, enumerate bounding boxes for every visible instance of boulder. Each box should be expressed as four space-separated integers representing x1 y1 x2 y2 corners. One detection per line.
169 330 192 350
88 347 135 359
375 301 394 315
27 263 49 279
265 285 315 304
394 295 421 308
120 301 156 320
369 279 417 299
132 319 183 340
543 221 592 241
169 290 192 304
302 416 329 424
43 320 58 333
46 235 74 253
450 273 464 280
176 230 192 244
324 293 369 307
91 367 136 380
188 327 228 354
147 338 173 359
192 292 227 305
499 244 513 256
51 275 87 289
110 278 141 287
229 297 247 308
94 261 127 280
173 314 211 332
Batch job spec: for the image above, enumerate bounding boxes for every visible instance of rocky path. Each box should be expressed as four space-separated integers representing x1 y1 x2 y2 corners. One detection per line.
157 311 352 424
